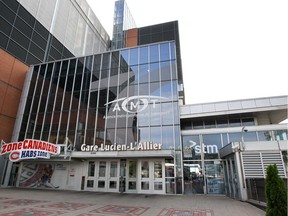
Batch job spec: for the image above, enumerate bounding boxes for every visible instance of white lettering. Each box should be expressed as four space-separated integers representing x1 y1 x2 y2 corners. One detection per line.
113 103 121 112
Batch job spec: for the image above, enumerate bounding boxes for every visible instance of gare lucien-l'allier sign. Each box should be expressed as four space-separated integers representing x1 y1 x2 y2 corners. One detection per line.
0 139 60 162
81 142 163 152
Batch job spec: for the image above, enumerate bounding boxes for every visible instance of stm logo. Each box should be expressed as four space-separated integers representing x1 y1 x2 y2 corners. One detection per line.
105 96 167 113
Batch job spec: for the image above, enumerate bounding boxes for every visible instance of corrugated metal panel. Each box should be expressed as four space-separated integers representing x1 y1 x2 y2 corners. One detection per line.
242 151 286 178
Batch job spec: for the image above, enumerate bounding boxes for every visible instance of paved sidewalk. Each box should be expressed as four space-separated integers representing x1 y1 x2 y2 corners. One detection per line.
0 188 265 216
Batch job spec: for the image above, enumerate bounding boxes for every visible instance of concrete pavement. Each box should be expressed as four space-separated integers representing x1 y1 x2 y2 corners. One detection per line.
0 187 265 216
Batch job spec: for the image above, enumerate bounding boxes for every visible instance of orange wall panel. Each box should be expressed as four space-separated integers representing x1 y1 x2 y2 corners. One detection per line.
0 115 15 142
10 59 29 89
0 49 14 83
2 86 22 118
0 82 8 112
126 37 138 48
126 28 138 37
0 49 29 142
125 28 138 48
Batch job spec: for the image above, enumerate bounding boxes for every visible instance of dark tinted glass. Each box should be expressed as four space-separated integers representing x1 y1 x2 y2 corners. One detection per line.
32 32 47 50
15 16 32 38
7 40 27 61
29 42 45 60
163 31 175 41
18 6 35 27
51 37 63 51
49 46 62 60
139 35 150 44
2 0 19 12
62 47 74 58
11 28 30 49
0 32 9 49
151 33 163 43
0 16 12 35
35 22 49 40
26 53 41 65
0 2 16 24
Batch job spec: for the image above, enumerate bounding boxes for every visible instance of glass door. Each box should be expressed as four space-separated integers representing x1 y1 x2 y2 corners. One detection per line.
139 159 165 194
183 161 204 194
127 160 137 193
96 160 119 192
140 160 150 193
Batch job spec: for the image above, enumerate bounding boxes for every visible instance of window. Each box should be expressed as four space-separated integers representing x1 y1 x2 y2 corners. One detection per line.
88 162 95 177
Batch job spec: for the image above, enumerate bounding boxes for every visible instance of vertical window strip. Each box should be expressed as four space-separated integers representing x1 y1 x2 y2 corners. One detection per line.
55 60 70 144
39 62 56 141
31 64 48 139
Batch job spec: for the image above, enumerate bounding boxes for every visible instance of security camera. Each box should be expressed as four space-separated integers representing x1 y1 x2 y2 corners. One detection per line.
242 127 248 132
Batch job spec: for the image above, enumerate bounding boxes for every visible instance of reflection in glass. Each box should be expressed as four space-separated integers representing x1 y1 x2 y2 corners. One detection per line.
258 131 272 141
161 81 172 99
129 161 137 178
183 161 204 194
150 62 159 82
129 48 138 65
87 180 94 188
160 43 170 61
139 46 148 64
150 127 161 144
274 130 288 140
162 126 174 149
139 127 150 142
154 161 162 178
141 182 149 190
99 161 106 177
154 182 163 190
88 161 95 177
109 181 117 189
98 181 105 188
150 103 161 126
203 134 221 159
141 161 149 178
150 45 159 62
162 103 173 125
160 61 171 81
110 161 118 177
205 161 224 194
128 181 136 190
182 135 201 160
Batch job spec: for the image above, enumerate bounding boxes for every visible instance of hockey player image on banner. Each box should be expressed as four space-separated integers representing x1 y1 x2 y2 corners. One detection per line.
19 163 59 189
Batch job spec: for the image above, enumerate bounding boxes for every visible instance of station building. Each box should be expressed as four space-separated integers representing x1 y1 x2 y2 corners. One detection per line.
0 0 287 203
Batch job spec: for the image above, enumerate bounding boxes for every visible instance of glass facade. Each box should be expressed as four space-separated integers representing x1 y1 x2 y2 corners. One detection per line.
112 0 136 50
19 41 180 152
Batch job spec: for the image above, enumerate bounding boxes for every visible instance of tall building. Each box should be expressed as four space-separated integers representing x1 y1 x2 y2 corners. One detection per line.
0 0 287 203
111 0 136 50
0 0 110 143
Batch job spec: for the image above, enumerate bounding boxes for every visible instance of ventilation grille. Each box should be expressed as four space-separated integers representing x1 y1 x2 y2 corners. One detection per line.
242 151 286 178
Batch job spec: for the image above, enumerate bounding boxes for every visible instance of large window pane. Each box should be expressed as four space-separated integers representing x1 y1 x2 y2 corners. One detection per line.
202 134 222 159
150 62 159 82
139 46 148 64
150 45 159 62
160 43 170 61
182 135 201 160
129 48 138 65
162 126 174 149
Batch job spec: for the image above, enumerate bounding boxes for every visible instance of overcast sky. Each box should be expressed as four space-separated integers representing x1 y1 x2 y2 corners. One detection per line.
86 0 288 105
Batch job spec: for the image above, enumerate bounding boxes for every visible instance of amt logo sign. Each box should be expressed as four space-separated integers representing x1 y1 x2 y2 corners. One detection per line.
105 96 167 113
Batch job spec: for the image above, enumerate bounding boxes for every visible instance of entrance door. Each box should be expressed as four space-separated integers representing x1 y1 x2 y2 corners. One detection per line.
183 162 204 194
139 159 165 194
96 160 119 192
